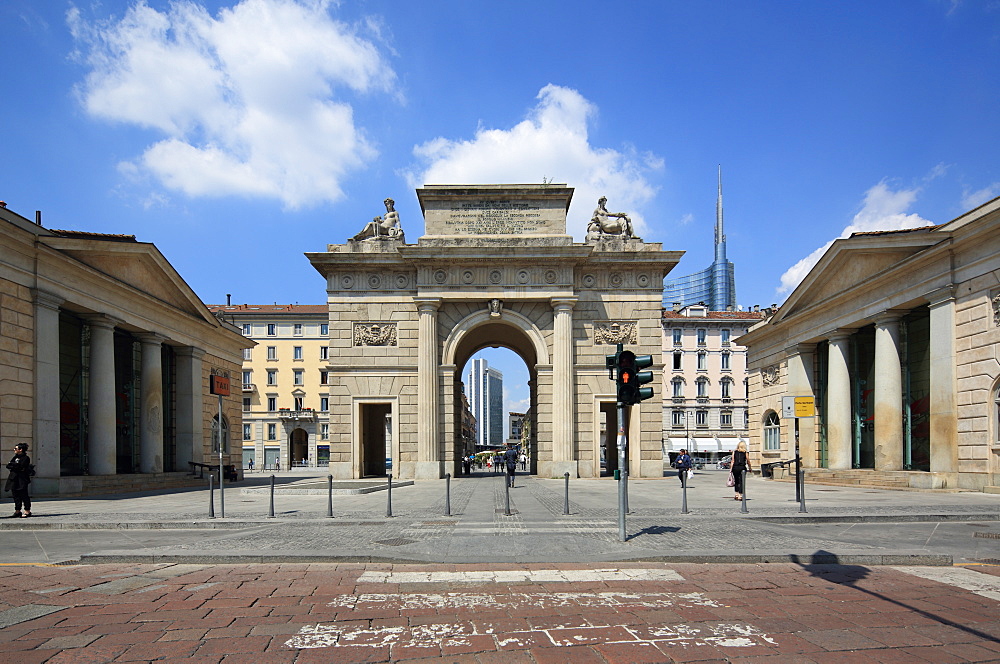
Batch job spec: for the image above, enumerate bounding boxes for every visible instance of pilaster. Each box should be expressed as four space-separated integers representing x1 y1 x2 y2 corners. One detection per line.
32 291 63 481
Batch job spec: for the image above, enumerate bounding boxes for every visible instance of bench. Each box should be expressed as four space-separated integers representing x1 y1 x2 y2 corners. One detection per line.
188 461 239 482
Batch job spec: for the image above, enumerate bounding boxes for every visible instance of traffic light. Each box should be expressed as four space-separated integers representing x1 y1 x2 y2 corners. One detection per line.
617 349 655 405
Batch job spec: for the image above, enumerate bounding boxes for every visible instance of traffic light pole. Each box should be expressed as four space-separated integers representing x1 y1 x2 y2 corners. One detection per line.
617 400 627 542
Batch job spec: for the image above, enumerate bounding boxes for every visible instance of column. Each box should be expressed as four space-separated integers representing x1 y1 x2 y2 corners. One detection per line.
86 315 118 475
826 331 853 470
873 312 903 471
551 297 577 475
415 297 441 479
32 291 63 482
175 346 205 470
928 288 958 474
786 343 816 467
138 333 165 473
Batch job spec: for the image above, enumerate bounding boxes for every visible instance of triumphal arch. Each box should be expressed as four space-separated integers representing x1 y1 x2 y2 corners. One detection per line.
307 185 680 480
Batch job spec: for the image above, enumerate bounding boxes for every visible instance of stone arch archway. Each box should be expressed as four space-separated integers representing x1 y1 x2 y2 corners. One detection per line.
443 309 547 476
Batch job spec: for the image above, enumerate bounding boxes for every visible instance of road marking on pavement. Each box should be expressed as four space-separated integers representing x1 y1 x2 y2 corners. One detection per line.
357 568 683 584
329 591 723 611
893 566 1000 601
285 620 775 651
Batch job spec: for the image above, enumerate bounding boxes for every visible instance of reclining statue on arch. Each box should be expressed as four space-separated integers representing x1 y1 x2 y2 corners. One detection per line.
352 197 405 242
586 196 638 241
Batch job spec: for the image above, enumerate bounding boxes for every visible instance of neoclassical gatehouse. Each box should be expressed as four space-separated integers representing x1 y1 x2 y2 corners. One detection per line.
307 185 680 480
740 197 1000 492
0 203 248 495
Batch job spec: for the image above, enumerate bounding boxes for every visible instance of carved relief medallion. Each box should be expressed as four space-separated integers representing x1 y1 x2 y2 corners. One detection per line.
593 321 638 345
353 322 397 346
992 289 1000 327
761 365 780 386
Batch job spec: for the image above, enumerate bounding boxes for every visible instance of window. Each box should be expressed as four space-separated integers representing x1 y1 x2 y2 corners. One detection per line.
242 323 251 336
697 328 706 346
267 324 276 336
267 346 277 360
242 397 251 412
697 352 707 371
267 369 277 385
672 410 685 427
721 352 731 371
320 371 329 385
721 379 731 399
242 370 251 385
267 423 277 440
672 378 684 398
293 346 303 360
293 369 303 386
672 328 682 345
696 410 707 426
267 397 277 411
242 348 252 361
320 346 328 360
243 423 252 440
294 396 304 410
294 323 303 336
764 411 781 450
696 378 707 397
744 409 749 428
320 397 329 412
721 411 732 427
320 324 329 336
721 329 731 346
672 351 682 371
321 423 330 439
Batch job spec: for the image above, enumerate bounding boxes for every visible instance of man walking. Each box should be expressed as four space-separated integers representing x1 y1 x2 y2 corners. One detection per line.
503 444 519 488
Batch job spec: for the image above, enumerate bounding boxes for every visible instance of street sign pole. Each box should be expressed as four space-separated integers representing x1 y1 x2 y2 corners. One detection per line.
617 402 627 542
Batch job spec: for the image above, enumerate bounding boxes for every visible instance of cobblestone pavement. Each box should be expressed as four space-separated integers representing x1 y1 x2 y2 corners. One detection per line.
0 561 998 662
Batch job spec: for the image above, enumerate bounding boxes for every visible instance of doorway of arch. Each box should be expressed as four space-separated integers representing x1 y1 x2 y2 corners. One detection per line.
289 428 308 468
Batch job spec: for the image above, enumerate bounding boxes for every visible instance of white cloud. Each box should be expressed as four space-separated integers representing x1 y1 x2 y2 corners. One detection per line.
68 0 397 208
405 84 661 238
961 182 1000 210
776 180 934 296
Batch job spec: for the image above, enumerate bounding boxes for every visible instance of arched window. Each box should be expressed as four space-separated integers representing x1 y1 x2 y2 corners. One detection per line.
696 377 708 397
212 414 229 453
672 377 684 398
763 411 780 451
995 382 1000 444
721 378 733 399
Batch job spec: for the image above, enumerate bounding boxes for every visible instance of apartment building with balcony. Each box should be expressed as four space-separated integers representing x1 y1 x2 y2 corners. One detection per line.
661 304 764 461
208 304 330 470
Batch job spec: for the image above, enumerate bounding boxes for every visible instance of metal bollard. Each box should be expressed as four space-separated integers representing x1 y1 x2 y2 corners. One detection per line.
445 473 451 517
563 472 570 515
386 474 393 517
798 468 808 513
504 473 511 516
681 470 689 514
208 474 215 518
327 474 334 518
740 469 749 514
268 474 275 518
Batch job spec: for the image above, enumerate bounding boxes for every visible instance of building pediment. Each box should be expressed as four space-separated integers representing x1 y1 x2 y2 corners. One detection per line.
43 237 217 324
776 233 940 322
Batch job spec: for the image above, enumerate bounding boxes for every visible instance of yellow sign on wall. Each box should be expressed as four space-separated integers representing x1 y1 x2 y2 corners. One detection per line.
782 395 815 418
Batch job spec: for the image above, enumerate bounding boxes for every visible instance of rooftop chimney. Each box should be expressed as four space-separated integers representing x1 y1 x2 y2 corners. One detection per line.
226 293 232 306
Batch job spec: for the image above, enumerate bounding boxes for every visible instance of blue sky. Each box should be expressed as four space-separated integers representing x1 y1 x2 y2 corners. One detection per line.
3 0 998 428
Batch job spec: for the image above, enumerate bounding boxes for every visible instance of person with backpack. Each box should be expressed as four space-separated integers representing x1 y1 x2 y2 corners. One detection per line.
6 442 33 518
503 444 519 488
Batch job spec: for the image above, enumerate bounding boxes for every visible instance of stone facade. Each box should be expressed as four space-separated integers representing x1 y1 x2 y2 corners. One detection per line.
740 197 1000 491
0 204 248 495
307 185 681 480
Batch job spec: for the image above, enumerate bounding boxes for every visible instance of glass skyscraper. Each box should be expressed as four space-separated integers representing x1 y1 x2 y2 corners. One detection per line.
468 358 504 448
663 168 737 311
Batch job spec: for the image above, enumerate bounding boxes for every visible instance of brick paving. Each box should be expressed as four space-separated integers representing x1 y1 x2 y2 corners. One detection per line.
0 561 997 662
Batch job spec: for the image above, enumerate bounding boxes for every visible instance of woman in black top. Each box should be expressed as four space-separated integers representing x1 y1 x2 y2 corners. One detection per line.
731 440 751 501
6 442 32 517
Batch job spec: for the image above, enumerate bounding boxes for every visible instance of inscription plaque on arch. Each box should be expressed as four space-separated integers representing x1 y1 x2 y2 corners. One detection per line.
418 185 573 236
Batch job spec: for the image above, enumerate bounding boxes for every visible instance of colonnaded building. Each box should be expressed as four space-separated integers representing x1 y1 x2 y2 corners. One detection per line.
307 185 680 480
0 203 248 495
740 197 1000 492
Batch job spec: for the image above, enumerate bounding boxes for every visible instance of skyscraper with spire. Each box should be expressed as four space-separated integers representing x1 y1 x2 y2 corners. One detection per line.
662 167 737 311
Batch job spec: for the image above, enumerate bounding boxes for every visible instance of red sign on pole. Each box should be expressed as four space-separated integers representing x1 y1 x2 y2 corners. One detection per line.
209 374 230 396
